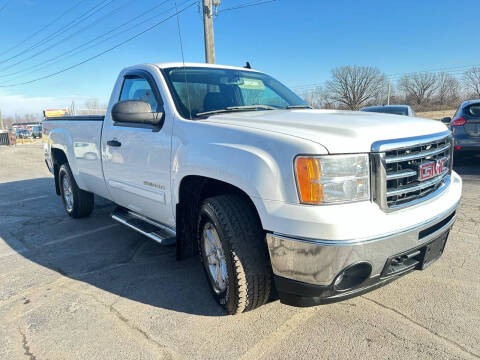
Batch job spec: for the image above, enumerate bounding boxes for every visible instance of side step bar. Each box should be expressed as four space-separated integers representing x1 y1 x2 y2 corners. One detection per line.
111 207 176 246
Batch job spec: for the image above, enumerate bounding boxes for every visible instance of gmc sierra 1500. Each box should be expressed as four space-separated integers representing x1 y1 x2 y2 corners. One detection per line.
44 62 462 314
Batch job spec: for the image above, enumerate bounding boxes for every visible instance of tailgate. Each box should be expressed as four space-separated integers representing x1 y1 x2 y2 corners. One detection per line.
464 104 480 137
464 121 480 137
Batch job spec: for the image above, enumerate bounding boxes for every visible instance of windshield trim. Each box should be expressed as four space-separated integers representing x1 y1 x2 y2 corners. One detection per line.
196 105 277 117
159 67 193 120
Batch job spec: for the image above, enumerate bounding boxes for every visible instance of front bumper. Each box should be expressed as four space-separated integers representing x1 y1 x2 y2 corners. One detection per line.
270 225 453 307
264 172 462 307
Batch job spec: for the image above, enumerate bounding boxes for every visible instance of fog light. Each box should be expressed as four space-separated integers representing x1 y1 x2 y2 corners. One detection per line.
334 262 372 291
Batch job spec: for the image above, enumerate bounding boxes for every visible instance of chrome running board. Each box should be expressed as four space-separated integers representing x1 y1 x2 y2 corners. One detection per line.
111 207 176 246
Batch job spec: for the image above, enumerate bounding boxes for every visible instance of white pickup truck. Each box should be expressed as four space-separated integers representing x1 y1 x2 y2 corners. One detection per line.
44 62 462 314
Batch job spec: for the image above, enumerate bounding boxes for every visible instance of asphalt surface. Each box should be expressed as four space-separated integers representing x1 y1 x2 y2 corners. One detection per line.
0 143 479 360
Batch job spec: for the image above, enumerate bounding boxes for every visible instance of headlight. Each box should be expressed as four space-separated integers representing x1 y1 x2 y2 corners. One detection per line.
295 154 370 204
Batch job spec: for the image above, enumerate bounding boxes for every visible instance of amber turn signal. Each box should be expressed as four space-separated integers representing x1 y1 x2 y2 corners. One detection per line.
295 157 323 203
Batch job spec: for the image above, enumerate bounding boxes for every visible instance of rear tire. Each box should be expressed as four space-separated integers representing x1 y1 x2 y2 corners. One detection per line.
198 194 272 314
58 163 94 218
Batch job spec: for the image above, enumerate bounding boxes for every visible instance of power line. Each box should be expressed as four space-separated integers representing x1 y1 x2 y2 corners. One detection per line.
0 0 139 73
174 0 193 119
388 68 476 80
0 0 89 58
388 69 471 81
217 0 276 13
197 0 276 63
0 1 197 88
1 0 184 82
290 64 480 91
0 0 114 66
387 63 480 78
0 0 115 67
0 0 181 80
3 0 272 83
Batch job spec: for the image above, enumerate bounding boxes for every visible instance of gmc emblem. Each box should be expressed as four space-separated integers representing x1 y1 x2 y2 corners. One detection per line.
418 157 448 181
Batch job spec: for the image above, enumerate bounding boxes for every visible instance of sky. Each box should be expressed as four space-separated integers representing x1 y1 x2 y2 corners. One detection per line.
0 0 479 117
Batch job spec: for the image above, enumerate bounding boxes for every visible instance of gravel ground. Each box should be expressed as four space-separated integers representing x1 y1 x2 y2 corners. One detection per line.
0 143 479 360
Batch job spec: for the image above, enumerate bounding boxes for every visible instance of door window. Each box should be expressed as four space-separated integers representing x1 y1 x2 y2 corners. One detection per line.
120 76 159 111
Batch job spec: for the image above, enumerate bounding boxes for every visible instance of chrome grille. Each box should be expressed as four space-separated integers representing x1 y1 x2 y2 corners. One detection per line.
372 131 453 211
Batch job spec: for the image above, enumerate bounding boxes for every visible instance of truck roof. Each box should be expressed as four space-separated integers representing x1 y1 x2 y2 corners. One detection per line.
151 62 260 72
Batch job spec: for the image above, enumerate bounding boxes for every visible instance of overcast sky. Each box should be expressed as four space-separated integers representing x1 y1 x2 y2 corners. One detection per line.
0 0 479 116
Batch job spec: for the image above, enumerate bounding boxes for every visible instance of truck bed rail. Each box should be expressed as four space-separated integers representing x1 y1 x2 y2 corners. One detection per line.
44 115 105 122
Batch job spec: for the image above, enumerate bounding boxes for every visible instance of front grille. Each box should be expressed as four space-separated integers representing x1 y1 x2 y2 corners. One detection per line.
372 132 453 211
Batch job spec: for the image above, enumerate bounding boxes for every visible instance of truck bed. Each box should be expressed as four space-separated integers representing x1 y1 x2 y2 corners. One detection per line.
43 115 110 199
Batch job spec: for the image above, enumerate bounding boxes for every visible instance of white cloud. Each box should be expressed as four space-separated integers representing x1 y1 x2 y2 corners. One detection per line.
0 91 91 116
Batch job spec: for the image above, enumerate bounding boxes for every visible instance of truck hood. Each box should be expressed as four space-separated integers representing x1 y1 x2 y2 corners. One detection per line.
201 109 448 153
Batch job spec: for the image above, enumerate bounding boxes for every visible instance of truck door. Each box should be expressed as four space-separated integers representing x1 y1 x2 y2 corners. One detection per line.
102 70 175 227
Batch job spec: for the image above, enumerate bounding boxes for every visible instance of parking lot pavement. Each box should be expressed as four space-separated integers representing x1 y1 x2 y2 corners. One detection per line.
0 144 479 360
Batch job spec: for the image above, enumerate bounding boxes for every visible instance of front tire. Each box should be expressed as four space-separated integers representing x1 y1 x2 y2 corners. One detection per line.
58 163 94 218
198 194 272 314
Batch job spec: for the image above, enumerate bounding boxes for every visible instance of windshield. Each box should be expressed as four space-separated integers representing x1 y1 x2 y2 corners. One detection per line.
362 106 408 116
162 67 307 118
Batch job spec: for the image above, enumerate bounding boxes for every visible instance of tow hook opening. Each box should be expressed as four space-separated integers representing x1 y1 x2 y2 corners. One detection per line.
333 262 372 291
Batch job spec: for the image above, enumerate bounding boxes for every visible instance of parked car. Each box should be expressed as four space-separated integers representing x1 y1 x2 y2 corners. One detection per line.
361 105 415 116
43 62 462 314
441 100 480 154
15 129 31 139
31 125 43 139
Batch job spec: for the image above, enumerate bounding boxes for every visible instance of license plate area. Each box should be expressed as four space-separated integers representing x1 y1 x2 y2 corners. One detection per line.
465 123 480 137
381 231 449 278
421 231 448 269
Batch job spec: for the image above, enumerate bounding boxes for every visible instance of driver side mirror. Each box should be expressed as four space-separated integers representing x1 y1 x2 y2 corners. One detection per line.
111 100 164 128
441 117 451 124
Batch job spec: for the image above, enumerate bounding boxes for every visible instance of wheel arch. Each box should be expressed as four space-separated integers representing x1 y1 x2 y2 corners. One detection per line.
175 175 264 260
51 147 68 195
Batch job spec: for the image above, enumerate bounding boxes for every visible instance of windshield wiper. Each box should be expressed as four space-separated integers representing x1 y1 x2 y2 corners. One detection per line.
285 105 312 109
196 105 276 117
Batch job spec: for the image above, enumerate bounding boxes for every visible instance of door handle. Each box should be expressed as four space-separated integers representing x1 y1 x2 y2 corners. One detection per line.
107 140 121 147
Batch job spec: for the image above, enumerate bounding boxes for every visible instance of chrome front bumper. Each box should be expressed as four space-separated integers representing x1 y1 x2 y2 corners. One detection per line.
266 202 458 288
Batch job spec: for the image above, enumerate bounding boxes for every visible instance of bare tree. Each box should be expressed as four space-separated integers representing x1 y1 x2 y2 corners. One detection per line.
1 113 42 129
436 72 459 106
398 73 438 106
84 98 100 109
463 67 480 98
372 77 390 105
2 115 15 129
317 87 336 109
301 86 335 109
326 66 385 110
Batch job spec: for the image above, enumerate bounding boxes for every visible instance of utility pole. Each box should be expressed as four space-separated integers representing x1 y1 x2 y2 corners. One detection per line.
0 109 3 130
310 86 318 108
387 76 391 105
202 0 215 63
69 101 76 116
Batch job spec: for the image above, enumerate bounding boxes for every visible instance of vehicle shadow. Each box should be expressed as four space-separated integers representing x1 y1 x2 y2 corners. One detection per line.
5 157 476 317
453 152 480 176
0 177 226 317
